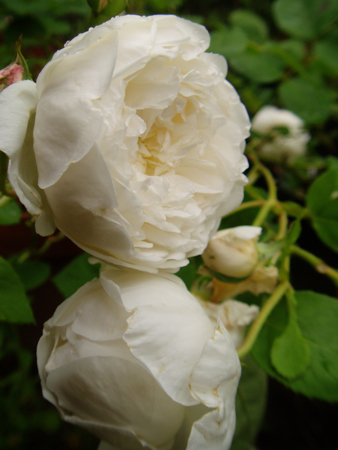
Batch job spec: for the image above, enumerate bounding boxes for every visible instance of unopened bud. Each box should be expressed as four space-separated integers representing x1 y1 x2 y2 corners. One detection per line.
0 63 24 92
202 226 262 278
87 0 108 14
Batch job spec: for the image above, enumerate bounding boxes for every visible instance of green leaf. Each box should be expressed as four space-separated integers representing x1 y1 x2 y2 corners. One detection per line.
176 258 199 290
0 199 21 225
271 316 311 378
209 27 248 58
230 50 285 83
252 291 338 401
314 34 338 76
231 355 268 450
229 9 269 44
306 169 338 252
326 157 338 171
0 257 34 323
13 260 51 291
279 77 333 124
53 253 100 298
277 39 306 61
273 0 338 40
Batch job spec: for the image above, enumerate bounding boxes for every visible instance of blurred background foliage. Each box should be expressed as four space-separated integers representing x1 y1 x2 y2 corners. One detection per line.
0 1 338 449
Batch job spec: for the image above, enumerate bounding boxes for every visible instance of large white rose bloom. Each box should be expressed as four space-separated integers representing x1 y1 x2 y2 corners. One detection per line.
0 15 250 272
37 269 241 450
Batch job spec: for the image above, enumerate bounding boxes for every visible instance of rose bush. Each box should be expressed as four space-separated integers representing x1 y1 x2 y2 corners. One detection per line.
0 14 250 272
251 106 310 162
37 268 241 450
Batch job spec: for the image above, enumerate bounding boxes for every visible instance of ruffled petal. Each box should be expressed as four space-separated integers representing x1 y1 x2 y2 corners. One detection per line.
45 356 185 450
35 27 118 188
187 320 241 450
45 144 135 260
101 269 214 406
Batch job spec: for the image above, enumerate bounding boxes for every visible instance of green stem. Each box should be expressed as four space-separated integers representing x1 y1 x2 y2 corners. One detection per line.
247 165 260 185
17 232 65 263
0 151 8 195
291 245 338 283
246 150 278 227
0 195 11 208
276 210 288 241
225 200 265 217
237 280 289 359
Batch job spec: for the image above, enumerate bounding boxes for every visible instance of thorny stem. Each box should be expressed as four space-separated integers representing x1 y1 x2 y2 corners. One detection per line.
237 280 290 359
291 245 338 284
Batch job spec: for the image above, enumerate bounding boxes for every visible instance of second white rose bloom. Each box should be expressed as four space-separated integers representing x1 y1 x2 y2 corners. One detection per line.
0 15 250 272
37 269 241 450
251 106 310 162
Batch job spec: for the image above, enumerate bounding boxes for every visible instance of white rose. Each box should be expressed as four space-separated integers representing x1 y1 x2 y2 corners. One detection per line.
251 106 310 162
0 15 250 272
202 226 262 278
37 269 241 450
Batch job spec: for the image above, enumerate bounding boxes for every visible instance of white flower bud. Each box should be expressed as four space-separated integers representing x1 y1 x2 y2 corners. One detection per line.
251 106 310 162
0 63 23 92
202 226 262 278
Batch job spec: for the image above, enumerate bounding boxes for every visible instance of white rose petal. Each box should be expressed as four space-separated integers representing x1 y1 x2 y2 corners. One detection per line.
0 15 250 272
37 269 241 450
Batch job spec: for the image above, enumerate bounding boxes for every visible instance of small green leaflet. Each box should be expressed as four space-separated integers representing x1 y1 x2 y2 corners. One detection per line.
13 259 51 291
0 256 34 323
271 315 310 379
251 291 338 402
229 9 268 44
273 0 338 41
53 253 100 298
231 355 268 450
0 199 21 225
209 27 248 59
306 169 338 252
278 77 333 124
176 257 200 290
